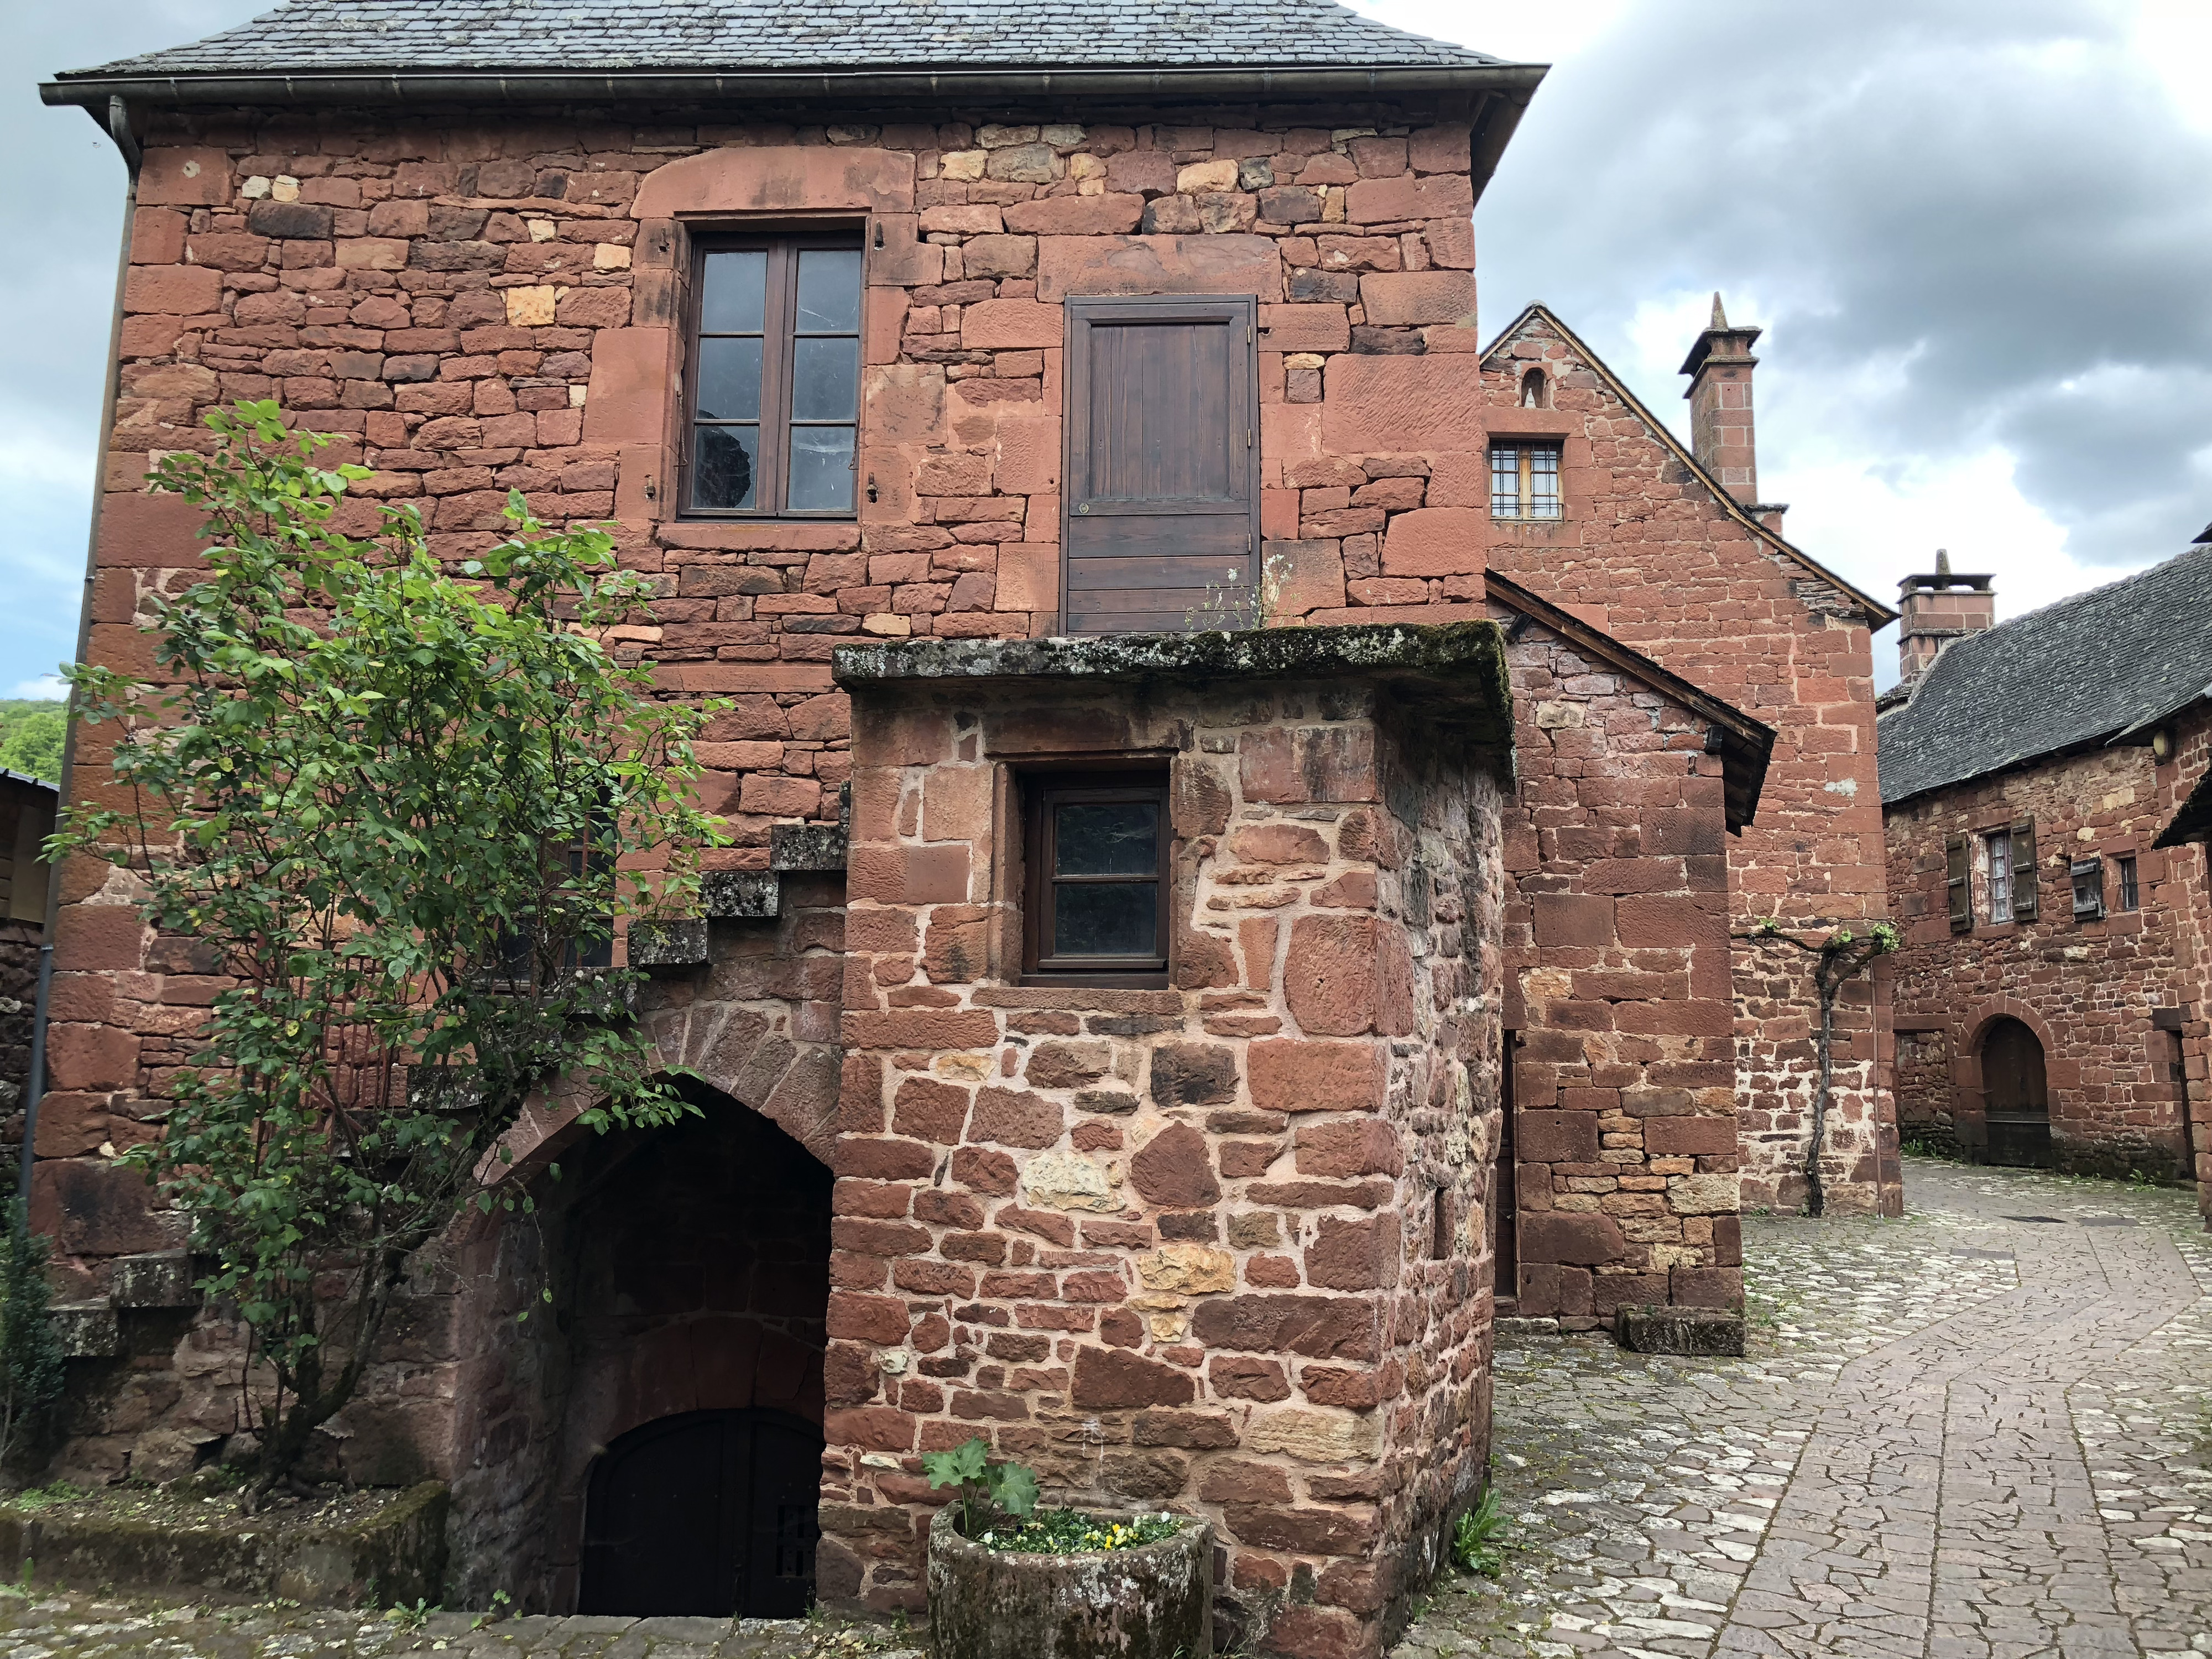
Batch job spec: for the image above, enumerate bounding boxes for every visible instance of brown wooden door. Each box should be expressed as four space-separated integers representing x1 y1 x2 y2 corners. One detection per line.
579 1408 821 1617
1062 295 1259 633
1982 1017 2051 1167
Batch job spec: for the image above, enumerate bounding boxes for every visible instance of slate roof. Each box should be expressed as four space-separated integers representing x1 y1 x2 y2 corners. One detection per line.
66 0 1502 79
1877 542 2212 805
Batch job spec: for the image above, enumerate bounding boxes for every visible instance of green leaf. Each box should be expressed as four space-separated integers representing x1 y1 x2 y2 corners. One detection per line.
987 1460 1039 1519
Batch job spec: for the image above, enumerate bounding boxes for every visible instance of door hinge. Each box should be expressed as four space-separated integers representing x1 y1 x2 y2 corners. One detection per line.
1246 427 1253 448
1247 531 1254 553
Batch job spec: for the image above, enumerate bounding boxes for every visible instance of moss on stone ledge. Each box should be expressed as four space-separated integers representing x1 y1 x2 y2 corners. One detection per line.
833 622 1513 752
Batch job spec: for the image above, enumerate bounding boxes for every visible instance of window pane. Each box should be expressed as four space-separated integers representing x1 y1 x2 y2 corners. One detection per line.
1054 882 1158 958
701 251 768 333
785 426 855 511
692 424 759 510
791 336 860 420
1056 801 1159 876
795 249 862 332
1528 447 1562 519
1490 446 1519 516
1987 833 2012 923
697 336 763 421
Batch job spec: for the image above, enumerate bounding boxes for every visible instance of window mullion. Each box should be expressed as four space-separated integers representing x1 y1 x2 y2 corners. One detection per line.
760 242 796 517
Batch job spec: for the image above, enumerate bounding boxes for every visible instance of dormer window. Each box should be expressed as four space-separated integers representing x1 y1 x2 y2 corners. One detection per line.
1490 442 1563 520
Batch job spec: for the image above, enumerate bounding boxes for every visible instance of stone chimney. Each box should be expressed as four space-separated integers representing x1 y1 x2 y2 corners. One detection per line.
1895 550 1995 682
1680 294 1786 531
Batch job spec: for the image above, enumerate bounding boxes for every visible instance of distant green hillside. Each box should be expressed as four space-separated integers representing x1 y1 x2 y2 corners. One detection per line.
0 700 64 785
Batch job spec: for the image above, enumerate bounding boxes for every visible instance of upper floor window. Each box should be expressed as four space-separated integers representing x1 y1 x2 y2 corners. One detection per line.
2070 856 2105 920
2117 854 2140 911
1062 295 1258 634
1490 442 1562 520
685 234 862 517
1985 829 2013 924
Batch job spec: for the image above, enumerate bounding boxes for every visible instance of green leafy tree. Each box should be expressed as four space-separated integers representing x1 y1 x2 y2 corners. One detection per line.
0 708 64 784
0 1202 66 1468
53 401 724 1498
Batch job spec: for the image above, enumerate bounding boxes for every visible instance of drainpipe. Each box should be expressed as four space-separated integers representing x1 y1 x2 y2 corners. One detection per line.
20 95 142 1204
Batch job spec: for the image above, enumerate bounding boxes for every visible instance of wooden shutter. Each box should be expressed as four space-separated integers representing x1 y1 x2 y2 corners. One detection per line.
2009 818 2038 920
1062 295 1259 634
1945 834 1970 932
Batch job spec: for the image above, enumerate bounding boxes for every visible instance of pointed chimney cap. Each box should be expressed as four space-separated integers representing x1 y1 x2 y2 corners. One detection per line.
1679 292 1762 375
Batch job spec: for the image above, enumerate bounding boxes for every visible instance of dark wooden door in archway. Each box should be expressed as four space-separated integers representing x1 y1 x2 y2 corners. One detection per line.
1983 1018 2051 1167
578 1409 822 1617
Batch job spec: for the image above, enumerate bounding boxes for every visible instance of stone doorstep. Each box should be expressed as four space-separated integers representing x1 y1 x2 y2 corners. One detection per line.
0 1481 448 1608
1613 1304 1746 1358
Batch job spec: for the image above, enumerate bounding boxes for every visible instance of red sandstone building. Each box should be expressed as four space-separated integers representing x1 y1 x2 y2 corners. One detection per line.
1879 546 2212 1202
33 1 1898 1648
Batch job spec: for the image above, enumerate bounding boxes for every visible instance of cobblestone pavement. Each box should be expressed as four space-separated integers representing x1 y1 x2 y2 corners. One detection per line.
0 1160 2202 1659
1396 1157 2212 1658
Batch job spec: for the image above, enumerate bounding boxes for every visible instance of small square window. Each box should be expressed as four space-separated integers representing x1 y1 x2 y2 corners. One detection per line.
2070 857 2104 920
1022 772 1170 983
1490 442 1562 520
2117 855 2140 911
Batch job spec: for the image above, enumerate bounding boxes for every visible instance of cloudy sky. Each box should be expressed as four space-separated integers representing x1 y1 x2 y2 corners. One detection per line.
8 1 2210 696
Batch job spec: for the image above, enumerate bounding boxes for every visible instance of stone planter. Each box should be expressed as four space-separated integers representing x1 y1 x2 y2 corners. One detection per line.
926 1503 1211 1659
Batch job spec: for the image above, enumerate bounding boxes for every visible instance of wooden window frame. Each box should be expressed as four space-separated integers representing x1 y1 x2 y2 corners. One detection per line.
681 228 864 520
1060 294 1260 635
1489 440 1564 521
2117 854 2140 911
1020 769 1172 987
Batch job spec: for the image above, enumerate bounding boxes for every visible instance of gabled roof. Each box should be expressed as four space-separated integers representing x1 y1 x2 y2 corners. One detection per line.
1486 570 1776 832
1879 542 2212 807
2156 765 2212 849
1479 302 1898 630
69 0 1501 76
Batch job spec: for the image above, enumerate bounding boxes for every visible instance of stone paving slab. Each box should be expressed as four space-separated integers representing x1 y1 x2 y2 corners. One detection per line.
1394 1158 2212 1659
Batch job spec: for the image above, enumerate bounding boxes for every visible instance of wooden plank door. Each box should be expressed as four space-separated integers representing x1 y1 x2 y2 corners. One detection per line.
1062 295 1259 634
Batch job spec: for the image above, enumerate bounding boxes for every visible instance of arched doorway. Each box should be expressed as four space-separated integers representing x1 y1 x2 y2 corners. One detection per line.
580 1408 822 1616
1982 1018 2051 1167
557 1083 833 1613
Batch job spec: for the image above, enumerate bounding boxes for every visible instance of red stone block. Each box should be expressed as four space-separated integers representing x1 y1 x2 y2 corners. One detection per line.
1129 1120 1220 1206
1070 1345 1196 1408
1519 1212 1628 1267
1293 1119 1403 1177
1248 1040 1384 1113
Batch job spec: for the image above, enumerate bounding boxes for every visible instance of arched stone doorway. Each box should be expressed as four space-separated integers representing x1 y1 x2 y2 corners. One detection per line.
1983 1018 2051 1167
552 1081 833 1613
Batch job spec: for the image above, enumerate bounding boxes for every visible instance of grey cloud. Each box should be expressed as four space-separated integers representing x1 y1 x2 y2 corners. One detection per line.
1476 0 2212 569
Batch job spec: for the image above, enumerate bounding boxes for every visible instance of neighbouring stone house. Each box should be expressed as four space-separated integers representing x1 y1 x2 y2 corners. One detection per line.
0 770 58 1179
33 0 1895 1648
1879 545 2212 1195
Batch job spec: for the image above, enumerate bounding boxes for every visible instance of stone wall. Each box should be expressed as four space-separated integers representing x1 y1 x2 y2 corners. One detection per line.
1480 310 1897 1216
48 92 1497 1277
826 636 1507 1656
1493 605 1743 1326
2166 709 2212 1225
1885 705 2212 1181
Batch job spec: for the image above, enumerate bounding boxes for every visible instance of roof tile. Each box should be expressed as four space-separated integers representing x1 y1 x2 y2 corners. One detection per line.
67 0 1501 77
